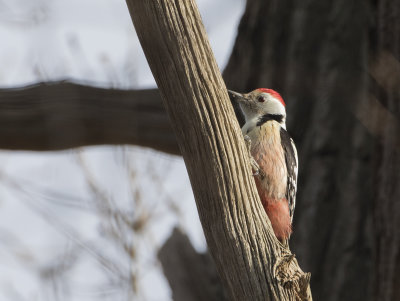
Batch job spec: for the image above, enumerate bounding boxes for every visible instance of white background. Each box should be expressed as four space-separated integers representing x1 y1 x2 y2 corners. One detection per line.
0 0 245 300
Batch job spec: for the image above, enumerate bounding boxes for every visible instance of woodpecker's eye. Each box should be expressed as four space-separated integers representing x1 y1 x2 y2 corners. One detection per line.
258 96 266 103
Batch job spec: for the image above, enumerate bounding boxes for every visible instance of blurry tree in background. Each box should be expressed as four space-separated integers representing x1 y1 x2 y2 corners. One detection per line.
1 0 400 300
224 1 400 300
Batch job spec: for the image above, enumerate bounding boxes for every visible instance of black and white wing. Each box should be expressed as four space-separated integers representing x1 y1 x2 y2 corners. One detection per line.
280 128 298 222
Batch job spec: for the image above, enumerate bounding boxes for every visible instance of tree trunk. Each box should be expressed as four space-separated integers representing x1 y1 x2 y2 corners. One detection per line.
125 0 311 300
370 1 400 299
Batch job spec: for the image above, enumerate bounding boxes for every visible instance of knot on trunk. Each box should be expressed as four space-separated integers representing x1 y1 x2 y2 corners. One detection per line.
273 254 312 301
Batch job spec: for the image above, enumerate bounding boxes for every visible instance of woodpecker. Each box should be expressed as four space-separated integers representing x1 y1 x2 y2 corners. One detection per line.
228 88 298 241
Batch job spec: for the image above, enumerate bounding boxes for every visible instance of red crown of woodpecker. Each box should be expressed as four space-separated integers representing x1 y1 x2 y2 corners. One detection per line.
256 88 285 107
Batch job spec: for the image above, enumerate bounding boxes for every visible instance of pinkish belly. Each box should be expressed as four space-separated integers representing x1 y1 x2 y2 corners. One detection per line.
255 179 292 241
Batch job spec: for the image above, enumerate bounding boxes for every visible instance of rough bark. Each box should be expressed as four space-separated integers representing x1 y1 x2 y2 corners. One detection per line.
0 81 178 154
125 0 311 300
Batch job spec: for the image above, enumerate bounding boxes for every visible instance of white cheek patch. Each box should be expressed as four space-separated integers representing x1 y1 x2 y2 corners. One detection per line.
239 95 287 132
265 99 285 116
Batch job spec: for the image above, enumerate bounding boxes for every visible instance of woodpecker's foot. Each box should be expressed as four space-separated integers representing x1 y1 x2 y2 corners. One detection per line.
244 135 254 163
252 159 266 180
244 135 252 152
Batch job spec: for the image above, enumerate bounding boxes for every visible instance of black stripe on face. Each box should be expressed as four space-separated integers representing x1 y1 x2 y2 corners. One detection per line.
256 114 284 126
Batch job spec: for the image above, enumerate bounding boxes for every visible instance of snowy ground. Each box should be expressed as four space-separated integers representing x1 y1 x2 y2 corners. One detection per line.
0 0 245 300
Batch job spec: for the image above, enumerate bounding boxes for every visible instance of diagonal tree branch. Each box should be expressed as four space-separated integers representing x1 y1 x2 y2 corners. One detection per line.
158 227 228 301
126 0 311 300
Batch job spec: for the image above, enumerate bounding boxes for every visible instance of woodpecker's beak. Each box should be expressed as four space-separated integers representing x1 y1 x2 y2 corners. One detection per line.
228 90 247 103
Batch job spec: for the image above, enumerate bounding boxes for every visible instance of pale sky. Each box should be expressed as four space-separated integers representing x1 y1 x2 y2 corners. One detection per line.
0 1 245 300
